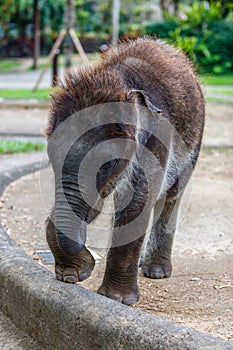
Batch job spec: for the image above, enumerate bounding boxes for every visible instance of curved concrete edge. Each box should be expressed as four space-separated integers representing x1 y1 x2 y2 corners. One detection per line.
0 161 232 350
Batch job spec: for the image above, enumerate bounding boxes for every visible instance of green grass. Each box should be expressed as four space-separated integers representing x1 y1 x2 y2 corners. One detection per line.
205 88 233 95
206 96 233 104
0 140 46 155
1 88 232 103
0 88 50 99
199 74 233 85
0 60 20 72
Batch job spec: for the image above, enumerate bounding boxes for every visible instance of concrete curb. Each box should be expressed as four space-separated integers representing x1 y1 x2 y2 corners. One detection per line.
0 160 232 349
0 132 44 137
0 98 49 108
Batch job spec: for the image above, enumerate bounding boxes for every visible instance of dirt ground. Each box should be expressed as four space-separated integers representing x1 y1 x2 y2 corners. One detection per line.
0 104 233 342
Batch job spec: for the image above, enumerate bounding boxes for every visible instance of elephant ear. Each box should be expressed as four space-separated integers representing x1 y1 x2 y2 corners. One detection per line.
127 89 162 115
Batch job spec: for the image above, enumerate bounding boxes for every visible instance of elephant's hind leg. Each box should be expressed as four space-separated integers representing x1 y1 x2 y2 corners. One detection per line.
141 195 181 279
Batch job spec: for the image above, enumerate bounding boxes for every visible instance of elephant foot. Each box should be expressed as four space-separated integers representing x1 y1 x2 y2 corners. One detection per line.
55 246 95 283
97 282 140 305
141 257 172 279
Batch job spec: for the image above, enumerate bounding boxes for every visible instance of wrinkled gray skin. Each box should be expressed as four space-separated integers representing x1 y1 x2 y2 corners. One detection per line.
46 39 205 305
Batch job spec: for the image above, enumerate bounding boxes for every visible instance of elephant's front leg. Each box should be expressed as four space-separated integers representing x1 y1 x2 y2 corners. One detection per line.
46 210 95 283
97 236 144 305
98 176 150 304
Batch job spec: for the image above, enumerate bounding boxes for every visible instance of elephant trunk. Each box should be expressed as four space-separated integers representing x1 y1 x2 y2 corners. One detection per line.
55 179 89 257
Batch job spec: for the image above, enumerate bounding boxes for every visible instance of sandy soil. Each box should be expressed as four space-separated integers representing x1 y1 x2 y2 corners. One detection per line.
1 104 233 342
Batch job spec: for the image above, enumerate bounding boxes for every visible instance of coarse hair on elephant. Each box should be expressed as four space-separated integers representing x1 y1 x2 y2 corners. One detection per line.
45 38 205 305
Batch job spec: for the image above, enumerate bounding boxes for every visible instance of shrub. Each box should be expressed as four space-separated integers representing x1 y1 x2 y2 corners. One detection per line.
143 2 233 74
144 20 178 39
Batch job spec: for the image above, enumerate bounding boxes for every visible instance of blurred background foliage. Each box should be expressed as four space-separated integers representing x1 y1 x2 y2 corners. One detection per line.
144 1 233 74
0 0 232 74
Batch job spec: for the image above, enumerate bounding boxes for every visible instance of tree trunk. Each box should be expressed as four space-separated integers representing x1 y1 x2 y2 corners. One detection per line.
33 0 40 70
64 0 75 70
112 0 121 47
160 0 168 19
173 0 180 16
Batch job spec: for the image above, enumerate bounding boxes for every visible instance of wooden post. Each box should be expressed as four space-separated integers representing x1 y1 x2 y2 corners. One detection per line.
112 0 121 47
33 0 40 69
32 0 89 91
52 49 60 86
32 29 66 91
69 28 89 64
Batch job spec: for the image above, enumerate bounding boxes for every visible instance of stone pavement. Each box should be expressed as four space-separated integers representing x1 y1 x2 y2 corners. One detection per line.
0 67 66 89
0 106 46 135
203 85 233 104
0 105 48 144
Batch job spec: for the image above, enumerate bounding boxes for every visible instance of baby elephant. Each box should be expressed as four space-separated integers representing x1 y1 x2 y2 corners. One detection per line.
46 38 205 305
